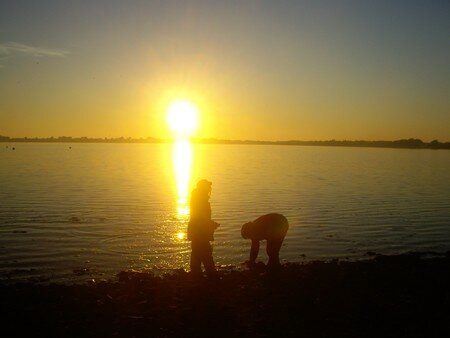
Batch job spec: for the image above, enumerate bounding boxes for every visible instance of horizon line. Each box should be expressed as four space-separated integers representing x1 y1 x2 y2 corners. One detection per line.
1 135 449 149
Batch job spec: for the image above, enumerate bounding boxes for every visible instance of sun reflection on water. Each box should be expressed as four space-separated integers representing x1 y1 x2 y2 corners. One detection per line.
167 99 199 242
172 139 193 237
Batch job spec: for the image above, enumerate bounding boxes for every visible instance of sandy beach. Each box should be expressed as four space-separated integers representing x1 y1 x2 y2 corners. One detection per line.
1 252 449 337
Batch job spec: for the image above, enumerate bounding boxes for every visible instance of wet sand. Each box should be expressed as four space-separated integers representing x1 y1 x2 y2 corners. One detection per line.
1 252 449 337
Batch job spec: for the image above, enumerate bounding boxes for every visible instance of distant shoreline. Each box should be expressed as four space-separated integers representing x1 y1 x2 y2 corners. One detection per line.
1 135 449 149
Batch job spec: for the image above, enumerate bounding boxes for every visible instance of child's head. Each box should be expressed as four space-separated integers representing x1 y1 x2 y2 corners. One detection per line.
241 222 253 239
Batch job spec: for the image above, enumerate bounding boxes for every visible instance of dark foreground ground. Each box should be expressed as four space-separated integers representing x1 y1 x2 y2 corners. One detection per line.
1 252 449 337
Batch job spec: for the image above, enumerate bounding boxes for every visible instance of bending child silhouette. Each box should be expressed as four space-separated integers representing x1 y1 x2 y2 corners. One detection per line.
187 179 219 278
241 213 289 270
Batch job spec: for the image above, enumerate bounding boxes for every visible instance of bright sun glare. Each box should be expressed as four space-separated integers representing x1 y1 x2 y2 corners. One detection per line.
167 100 199 137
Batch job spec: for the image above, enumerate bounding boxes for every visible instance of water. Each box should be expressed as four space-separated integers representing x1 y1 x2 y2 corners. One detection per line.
1 143 449 283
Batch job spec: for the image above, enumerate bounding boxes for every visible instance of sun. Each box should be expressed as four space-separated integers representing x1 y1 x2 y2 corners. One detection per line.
167 100 199 137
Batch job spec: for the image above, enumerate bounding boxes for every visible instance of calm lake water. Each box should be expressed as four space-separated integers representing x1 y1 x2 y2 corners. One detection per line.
1 143 449 283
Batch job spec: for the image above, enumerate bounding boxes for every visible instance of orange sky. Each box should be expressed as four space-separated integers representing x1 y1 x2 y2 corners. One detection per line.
1 1 449 141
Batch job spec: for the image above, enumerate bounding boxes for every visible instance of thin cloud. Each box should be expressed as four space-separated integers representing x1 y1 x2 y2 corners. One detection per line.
0 42 69 58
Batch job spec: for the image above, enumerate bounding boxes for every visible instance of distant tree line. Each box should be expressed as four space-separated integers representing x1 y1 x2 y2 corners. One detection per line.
192 138 450 149
0 136 163 143
1 135 449 149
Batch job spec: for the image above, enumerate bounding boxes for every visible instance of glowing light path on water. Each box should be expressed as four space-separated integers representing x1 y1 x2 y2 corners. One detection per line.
173 139 193 217
166 99 200 241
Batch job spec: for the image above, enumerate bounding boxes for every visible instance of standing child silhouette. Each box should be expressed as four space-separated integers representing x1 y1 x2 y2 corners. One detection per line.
187 179 219 278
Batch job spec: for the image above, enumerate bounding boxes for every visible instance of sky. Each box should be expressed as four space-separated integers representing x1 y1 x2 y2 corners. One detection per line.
0 0 449 141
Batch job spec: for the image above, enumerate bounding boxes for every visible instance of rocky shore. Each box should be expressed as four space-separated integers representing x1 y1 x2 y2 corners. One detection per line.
1 252 449 337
